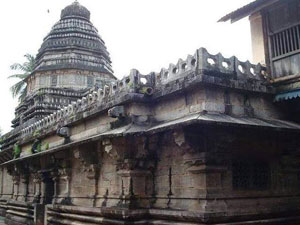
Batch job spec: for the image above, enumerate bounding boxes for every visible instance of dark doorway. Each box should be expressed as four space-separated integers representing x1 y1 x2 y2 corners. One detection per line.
40 171 55 205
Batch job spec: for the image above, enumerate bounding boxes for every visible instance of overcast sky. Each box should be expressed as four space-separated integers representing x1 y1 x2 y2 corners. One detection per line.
0 0 253 133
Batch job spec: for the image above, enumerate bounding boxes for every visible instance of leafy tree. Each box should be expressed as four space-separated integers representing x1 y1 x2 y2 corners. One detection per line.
8 54 35 102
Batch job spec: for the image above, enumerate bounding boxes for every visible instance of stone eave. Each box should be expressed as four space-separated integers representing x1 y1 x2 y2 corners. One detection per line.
2 112 300 166
35 45 111 63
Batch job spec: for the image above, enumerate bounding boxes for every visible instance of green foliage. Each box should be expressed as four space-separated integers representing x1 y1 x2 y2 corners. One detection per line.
13 144 21 159
36 143 42 153
42 142 49 151
8 53 35 102
31 139 42 154
32 139 49 154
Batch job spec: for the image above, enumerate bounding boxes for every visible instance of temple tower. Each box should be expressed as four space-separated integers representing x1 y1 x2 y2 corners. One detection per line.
12 1 116 128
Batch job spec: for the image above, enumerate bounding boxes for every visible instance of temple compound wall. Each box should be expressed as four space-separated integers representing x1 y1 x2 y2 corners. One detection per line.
1 48 300 224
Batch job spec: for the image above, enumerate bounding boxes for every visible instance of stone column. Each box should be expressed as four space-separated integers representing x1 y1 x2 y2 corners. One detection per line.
50 171 59 204
117 162 151 209
12 175 20 200
54 168 72 204
20 174 29 202
73 143 101 207
173 128 229 212
39 172 46 205
103 137 154 209
33 173 42 203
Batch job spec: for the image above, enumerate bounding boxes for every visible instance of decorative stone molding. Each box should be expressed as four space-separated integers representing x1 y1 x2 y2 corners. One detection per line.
173 129 195 155
102 139 119 161
73 146 100 180
56 127 70 138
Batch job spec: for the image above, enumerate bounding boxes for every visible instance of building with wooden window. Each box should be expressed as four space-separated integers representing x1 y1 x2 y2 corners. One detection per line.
220 0 300 122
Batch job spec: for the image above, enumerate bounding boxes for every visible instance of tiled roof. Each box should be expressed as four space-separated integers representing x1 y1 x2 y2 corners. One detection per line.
218 0 278 23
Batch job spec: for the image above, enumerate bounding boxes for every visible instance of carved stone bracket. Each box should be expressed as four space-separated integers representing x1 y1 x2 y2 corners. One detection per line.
102 139 119 161
73 145 100 180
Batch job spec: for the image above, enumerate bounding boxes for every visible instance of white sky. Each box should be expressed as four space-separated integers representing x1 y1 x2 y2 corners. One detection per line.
0 0 253 133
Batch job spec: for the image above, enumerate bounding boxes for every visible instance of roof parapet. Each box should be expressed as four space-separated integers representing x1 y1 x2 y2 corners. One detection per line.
156 47 267 85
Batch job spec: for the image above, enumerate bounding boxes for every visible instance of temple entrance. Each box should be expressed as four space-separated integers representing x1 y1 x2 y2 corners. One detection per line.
41 171 55 204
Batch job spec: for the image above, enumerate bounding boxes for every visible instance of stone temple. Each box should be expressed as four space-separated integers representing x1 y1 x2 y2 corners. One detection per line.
12 1 116 128
1 0 300 224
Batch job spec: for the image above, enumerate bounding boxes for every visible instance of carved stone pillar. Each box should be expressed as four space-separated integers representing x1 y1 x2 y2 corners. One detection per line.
20 173 29 202
32 173 42 203
181 128 229 212
7 165 21 201
73 143 101 207
186 154 227 193
50 170 59 204
117 161 151 209
103 137 154 209
12 174 20 200
52 168 72 204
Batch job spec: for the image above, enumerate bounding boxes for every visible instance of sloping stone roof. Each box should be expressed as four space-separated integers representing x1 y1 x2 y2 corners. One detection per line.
3 112 300 165
33 1 113 75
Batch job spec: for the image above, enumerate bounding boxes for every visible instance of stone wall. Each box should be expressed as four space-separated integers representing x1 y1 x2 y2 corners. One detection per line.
2 126 300 224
